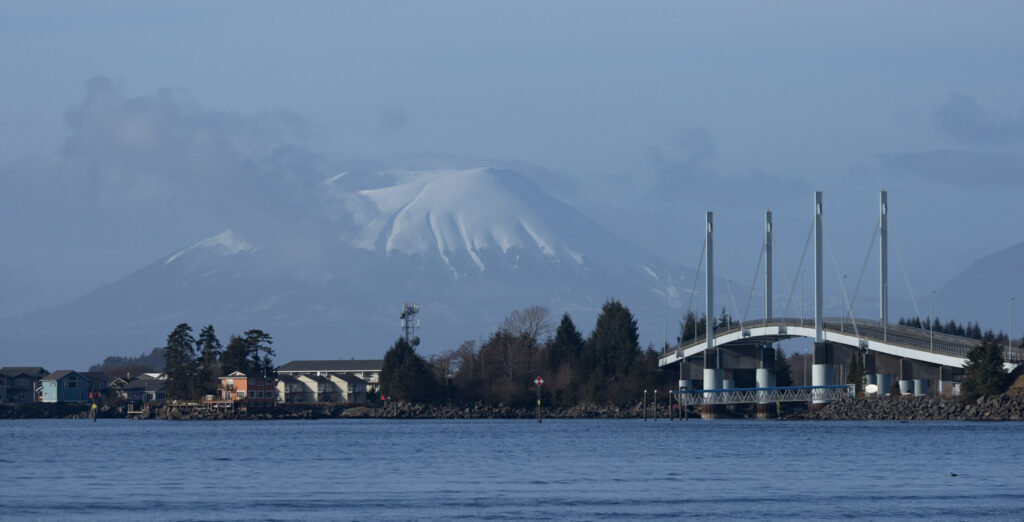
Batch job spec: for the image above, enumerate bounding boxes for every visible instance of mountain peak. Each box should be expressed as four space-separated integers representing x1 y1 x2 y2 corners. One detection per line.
330 168 587 274
165 229 256 264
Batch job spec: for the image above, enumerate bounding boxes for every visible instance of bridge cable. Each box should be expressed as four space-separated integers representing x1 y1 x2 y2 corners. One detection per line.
683 237 707 345
741 241 766 327
717 257 744 333
822 217 861 340
848 217 880 317
781 220 814 321
893 239 925 326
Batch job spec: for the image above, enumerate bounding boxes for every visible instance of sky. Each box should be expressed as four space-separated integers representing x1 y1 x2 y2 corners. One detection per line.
1 1 1023 320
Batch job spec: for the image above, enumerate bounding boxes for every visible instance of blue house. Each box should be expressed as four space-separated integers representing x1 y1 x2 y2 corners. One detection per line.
40 371 91 403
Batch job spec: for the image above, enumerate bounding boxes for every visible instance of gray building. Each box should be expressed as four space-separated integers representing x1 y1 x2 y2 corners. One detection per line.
277 360 382 393
1 367 49 403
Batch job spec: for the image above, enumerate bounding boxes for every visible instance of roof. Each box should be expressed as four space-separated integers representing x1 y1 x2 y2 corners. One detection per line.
278 360 383 373
81 372 109 383
42 370 82 382
276 375 301 384
121 379 168 393
0 367 48 378
330 373 368 385
296 373 332 384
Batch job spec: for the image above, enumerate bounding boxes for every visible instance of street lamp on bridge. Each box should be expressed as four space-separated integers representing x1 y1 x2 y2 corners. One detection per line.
929 290 935 352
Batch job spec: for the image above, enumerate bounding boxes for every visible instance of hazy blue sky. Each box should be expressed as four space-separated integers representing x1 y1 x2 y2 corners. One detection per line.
1 2 1023 316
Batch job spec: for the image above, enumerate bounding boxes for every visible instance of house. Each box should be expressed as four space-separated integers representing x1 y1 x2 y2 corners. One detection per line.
1 367 49 403
329 373 368 402
111 377 168 403
0 374 7 403
40 370 92 403
276 374 309 403
208 371 275 408
296 374 336 402
277 360 383 393
81 372 110 397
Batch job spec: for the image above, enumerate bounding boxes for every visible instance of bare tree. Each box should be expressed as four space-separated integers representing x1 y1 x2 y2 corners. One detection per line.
501 305 553 348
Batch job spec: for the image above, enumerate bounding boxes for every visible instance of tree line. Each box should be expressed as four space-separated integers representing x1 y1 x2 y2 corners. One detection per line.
162 323 276 400
381 300 698 407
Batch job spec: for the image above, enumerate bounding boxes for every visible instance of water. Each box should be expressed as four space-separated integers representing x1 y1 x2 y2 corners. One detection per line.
2 419 1023 520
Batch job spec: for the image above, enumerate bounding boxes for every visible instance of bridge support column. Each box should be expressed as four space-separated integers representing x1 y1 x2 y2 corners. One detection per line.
756 346 776 418
702 349 723 419
812 341 834 405
863 352 877 394
913 379 929 397
898 358 913 396
937 366 952 397
875 373 893 396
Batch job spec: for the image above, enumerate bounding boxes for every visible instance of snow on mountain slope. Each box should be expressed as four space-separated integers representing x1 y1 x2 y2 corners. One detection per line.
329 168 618 275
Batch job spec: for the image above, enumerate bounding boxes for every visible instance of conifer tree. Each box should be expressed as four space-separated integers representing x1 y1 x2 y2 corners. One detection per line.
196 325 223 395
774 347 793 387
164 323 199 400
579 300 640 404
380 337 437 403
220 335 252 375
548 313 584 370
846 352 863 394
244 329 275 378
961 338 1010 401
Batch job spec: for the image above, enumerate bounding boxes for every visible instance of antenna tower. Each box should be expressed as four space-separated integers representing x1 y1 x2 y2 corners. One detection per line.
400 302 421 347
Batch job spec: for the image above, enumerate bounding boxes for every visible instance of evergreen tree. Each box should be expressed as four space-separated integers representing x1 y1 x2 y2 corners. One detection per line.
163 323 199 400
961 338 1010 401
846 352 863 394
380 337 437 403
774 347 793 387
196 325 223 395
548 313 584 370
578 300 641 404
244 329 276 378
889 380 902 397
677 312 707 344
220 335 252 375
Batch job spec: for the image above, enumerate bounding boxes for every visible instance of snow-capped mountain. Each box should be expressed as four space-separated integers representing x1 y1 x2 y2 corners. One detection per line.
2 168 719 369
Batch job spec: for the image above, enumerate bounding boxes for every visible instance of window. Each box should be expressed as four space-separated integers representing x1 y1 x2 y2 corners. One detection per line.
248 379 255 385
237 391 245 399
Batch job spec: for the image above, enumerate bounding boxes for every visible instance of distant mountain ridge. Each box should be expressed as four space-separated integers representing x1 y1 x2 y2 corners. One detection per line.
1 167 706 369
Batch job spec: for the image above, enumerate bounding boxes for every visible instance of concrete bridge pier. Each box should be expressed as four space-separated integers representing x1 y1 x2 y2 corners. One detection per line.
702 349 724 419
937 366 953 397
863 352 877 393
756 346 777 418
898 358 915 396
812 341 835 405
875 373 894 396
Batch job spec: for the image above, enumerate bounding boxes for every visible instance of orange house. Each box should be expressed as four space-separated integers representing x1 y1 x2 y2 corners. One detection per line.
212 371 276 408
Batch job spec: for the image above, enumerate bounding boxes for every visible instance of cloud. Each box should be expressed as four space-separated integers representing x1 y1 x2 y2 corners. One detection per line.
643 127 807 207
877 149 1024 185
0 77 330 313
933 92 1024 146
377 107 409 136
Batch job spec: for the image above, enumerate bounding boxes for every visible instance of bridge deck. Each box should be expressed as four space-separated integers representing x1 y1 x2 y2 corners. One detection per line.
660 317 1024 367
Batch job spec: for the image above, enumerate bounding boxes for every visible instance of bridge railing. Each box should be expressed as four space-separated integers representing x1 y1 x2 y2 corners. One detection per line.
675 384 855 406
663 317 1024 363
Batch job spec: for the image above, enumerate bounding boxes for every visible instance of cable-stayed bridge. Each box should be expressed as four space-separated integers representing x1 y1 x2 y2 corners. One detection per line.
658 191 1022 415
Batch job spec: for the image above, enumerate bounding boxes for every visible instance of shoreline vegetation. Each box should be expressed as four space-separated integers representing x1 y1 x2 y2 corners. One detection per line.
6 392 1024 421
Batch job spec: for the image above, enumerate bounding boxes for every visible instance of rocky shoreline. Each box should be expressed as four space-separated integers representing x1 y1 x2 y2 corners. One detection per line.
5 395 1024 420
791 394 1024 421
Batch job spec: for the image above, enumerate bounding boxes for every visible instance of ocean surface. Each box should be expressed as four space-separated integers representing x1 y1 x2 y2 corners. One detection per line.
2 419 1023 520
